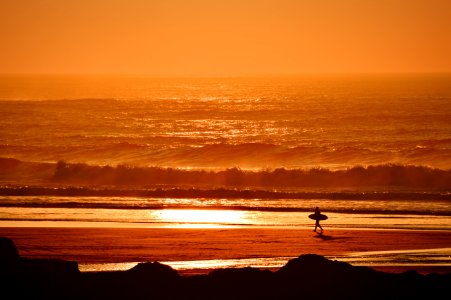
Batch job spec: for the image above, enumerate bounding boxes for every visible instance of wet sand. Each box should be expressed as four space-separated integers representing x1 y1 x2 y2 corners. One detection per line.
1 227 450 274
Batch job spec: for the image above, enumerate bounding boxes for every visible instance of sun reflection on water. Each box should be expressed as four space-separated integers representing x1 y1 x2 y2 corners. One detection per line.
152 209 246 228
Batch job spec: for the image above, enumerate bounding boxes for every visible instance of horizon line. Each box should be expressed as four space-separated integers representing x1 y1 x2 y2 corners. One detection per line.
1 71 451 78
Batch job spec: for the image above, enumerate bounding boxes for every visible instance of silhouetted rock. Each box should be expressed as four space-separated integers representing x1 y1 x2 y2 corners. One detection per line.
1 237 450 300
18 258 79 275
272 254 451 300
128 261 180 280
203 267 274 300
278 253 347 274
81 262 182 300
0 237 20 269
0 237 79 275
209 266 273 280
0 237 80 300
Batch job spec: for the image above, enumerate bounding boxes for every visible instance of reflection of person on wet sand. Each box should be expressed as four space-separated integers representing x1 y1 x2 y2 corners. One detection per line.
313 206 323 233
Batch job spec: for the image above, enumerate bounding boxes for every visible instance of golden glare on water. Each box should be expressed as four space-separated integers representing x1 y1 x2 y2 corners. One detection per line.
154 209 246 228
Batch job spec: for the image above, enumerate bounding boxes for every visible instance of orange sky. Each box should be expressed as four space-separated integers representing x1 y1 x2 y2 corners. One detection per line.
1 0 450 76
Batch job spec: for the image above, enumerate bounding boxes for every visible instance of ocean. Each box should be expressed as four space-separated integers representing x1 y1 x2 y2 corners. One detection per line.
0 74 451 229
1 74 450 225
1 74 450 170
1 74 450 271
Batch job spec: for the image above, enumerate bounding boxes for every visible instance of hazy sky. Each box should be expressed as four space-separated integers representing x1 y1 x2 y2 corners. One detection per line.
1 0 450 76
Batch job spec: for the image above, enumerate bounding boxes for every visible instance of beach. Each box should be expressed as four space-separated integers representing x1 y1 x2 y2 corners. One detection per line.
2 234 450 300
2 226 451 274
2 2 451 298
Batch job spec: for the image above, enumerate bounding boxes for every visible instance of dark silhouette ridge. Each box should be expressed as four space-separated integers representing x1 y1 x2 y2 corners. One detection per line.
0 237 19 263
0 237 80 300
1 237 450 300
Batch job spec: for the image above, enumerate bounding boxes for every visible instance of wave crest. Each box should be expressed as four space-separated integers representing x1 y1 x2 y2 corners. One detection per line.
51 161 451 189
1 157 450 189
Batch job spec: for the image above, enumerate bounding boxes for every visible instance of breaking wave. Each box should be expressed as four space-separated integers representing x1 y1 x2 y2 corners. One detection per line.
0 141 451 169
53 160 451 189
1 157 450 190
2 141 451 169
1 186 450 201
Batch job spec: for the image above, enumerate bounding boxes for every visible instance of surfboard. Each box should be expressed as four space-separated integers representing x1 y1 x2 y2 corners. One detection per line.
309 213 328 221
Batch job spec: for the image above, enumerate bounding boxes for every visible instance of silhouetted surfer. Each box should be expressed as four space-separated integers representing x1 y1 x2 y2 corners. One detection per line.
311 207 324 233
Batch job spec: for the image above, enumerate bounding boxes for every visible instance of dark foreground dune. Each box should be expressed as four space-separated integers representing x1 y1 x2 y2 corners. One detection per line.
1 237 450 300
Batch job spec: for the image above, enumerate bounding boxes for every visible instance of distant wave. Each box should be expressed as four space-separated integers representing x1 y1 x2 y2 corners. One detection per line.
1 141 451 170
1 185 450 201
51 160 451 189
1 157 450 189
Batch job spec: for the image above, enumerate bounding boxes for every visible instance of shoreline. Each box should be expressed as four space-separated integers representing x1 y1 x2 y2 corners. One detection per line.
78 249 451 275
176 265 451 276
2 220 451 230
1 226 450 274
2 236 450 300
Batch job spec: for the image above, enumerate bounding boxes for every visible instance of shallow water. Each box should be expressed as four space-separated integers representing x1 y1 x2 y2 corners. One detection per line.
78 248 451 272
1 196 450 230
2 208 451 230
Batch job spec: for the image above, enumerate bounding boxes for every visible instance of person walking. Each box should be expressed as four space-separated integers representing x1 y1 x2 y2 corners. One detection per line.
313 206 324 233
